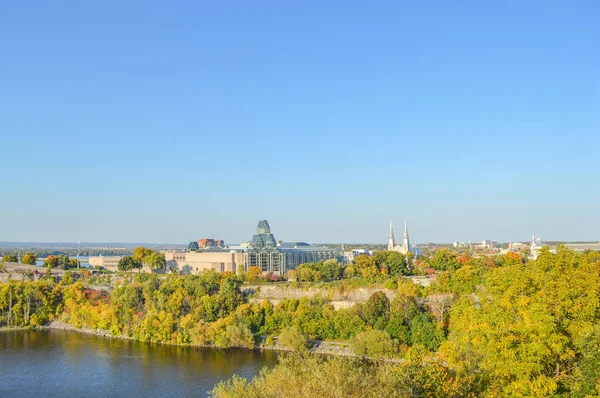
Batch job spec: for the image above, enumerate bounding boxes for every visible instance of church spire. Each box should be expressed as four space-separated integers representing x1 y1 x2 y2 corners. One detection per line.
388 221 395 251
403 219 410 251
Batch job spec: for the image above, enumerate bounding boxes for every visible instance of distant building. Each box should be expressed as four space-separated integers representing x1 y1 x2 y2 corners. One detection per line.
169 220 337 275
89 255 164 274
509 242 528 251
343 249 373 262
197 238 224 249
88 255 122 269
562 242 600 252
387 220 421 257
530 234 543 260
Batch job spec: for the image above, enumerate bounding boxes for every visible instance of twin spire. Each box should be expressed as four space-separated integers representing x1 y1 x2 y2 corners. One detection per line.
388 219 410 251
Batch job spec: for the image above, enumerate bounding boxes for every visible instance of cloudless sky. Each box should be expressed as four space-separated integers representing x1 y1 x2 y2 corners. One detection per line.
1 1 599 244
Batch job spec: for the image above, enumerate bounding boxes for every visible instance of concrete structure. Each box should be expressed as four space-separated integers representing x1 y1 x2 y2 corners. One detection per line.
88 255 122 269
165 249 244 274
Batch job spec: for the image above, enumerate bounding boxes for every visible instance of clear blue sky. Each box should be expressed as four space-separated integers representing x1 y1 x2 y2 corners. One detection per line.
1 1 599 244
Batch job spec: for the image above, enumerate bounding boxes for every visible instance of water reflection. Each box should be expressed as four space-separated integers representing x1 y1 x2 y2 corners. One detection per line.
0 330 278 398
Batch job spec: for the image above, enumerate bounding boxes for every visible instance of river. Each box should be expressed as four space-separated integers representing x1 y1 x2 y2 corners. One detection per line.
0 329 279 398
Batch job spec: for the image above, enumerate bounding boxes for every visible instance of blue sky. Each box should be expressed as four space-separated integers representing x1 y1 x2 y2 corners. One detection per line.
1 1 599 244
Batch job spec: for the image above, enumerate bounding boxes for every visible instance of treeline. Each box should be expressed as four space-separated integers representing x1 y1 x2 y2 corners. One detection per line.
212 246 600 397
0 279 62 327
0 249 133 259
3 246 600 396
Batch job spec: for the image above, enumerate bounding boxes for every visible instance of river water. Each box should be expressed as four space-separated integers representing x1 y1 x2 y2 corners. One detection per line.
0 329 279 398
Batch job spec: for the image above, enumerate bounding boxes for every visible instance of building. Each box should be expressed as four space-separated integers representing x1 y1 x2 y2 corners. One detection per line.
509 242 528 251
387 220 421 257
343 248 373 263
530 234 543 260
169 220 337 275
562 242 600 252
89 255 164 273
88 255 122 269
241 220 337 274
198 238 224 249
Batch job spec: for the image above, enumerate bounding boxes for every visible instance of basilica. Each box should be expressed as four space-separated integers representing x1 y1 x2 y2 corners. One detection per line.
388 220 421 256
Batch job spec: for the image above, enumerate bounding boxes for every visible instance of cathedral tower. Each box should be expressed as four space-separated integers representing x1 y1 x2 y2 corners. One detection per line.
388 221 396 251
403 220 410 252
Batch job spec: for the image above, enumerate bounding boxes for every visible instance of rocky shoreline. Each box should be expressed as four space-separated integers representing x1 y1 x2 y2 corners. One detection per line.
36 320 357 357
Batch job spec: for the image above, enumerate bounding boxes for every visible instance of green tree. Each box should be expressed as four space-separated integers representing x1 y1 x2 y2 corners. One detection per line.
278 325 310 352
318 259 342 281
132 246 153 263
373 251 408 276
351 329 398 358
409 313 444 351
360 291 390 330
223 322 255 349
146 252 166 269
56 254 70 270
2 254 18 263
117 256 141 272
430 248 460 271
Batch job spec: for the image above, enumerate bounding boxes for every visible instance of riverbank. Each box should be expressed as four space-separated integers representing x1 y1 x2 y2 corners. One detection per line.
38 320 359 357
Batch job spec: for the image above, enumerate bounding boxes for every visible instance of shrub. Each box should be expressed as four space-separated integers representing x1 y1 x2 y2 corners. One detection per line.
351 329 398 358
278 326 310 352
224 322 255 349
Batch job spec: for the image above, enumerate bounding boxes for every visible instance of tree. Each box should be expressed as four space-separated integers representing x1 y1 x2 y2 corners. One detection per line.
132 246 153 263
56 254 70 270
245 266 262 283
430 249 460 271
117 256 141 272
318 259 342 281
442 246 600 396
146 252 166 269
373 251 408 276
297 267 316 282
21 253 36 265
351 329 398 358
43 255 58 269
360 291 390 329
495 251 523 267
278 326 310 352
2 254 17 263
224 322 255 349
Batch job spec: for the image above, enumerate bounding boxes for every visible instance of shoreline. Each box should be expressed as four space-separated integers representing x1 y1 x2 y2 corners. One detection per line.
31 320 359 357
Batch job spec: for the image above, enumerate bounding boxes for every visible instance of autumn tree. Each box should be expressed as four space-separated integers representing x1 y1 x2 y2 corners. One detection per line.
442 246 600 396
43 255 58 269
21 253 37 265
245 266 263 283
